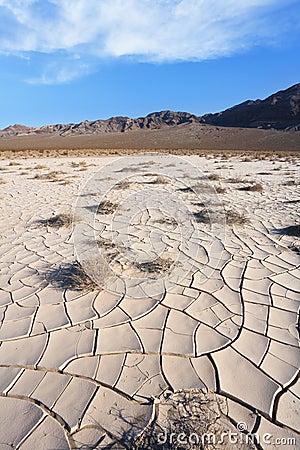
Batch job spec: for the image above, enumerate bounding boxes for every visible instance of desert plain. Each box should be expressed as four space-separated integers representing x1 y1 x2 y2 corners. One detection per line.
0 149 299 449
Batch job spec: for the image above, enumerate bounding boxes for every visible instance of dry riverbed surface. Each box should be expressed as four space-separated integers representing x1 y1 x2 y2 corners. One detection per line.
0 152 299 449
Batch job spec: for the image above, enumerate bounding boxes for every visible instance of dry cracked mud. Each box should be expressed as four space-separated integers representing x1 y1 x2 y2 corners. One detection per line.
0 153 299 449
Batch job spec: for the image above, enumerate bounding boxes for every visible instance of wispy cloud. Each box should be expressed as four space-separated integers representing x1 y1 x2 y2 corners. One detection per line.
25 59 92 85
0 0 297 83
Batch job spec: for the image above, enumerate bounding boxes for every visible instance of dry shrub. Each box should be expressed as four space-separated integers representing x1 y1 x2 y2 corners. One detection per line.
114 180 133 190
46 261 98 291
33 170 67 182
97 236 116 249
225 209 249 225
70 160 87 167
34 164 48 169
134 256 173 274
225 177 243 183
150 175 169 184
97 200 118 215
37 212 73 228
133 390 253 450
215 186 226 194
155 216 178 226
208 173 220 181
238 183 264 192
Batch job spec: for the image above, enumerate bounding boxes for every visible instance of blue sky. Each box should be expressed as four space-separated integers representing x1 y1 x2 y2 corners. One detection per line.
0 0 299 129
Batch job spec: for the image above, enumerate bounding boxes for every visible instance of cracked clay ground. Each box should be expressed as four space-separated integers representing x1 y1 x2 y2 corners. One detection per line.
0 153 299 449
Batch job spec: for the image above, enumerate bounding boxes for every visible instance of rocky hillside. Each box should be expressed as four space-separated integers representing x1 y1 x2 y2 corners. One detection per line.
202 83 300 130
0 111 200 137
1 84 299 137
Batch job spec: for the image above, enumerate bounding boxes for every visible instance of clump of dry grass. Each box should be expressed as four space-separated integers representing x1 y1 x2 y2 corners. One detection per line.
238 182 264 192
97 200 118 215
133 390 249 450
0 178 6 184
117 166 141 173
155 216 178 226
149 175 169 184
134 256 174 274
178 181 208 193
225 209 249 225
114 180 133 190
37 212 73 228
46 261 98 291
96 236 119 262
215 186 226 194
97 236 116 249
70 160 87 167
208 173 221 181
225 177 243 183
193 208 248 225
34 164 48 169
33 170 67 182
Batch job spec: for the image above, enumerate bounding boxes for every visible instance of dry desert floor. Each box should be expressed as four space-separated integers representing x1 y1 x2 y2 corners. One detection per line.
0 152 299 449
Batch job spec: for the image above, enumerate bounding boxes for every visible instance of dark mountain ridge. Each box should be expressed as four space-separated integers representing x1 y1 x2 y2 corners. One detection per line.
201 83 300 130
1 83 299 137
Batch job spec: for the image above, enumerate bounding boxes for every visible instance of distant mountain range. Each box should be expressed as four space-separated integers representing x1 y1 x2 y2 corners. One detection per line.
1 83 299 138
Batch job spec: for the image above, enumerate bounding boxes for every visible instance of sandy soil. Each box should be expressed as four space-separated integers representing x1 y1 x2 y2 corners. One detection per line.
1 123 300 153
0 152 299 449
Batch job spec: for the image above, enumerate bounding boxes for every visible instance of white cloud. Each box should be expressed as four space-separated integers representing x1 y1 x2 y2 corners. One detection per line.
0 0 297 81
25 60 92 84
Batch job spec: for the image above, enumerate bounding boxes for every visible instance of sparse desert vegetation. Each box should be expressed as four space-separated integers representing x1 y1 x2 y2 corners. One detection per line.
208 173 221 181
37 212 74 228
193 206 248 225
225 177 243 183
225 209 249 225
97 200 118 214
215 186 226 194
33 170 68 182
238 182 264 192
46 261 98 291
33 164 48 169
0 151 299 450
134 256 174 274
148 174 169 184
